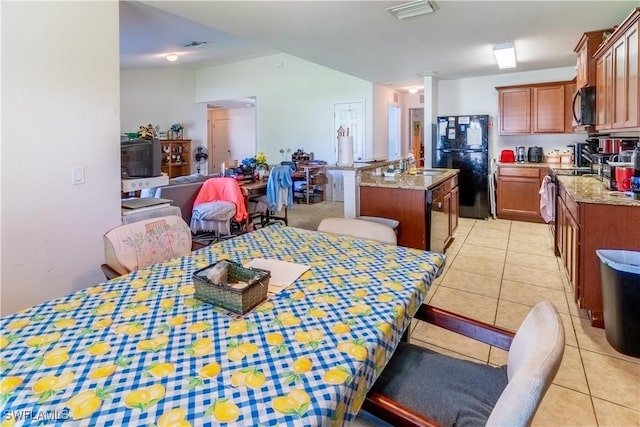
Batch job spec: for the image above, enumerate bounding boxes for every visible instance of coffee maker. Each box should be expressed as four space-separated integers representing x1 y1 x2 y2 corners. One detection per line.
515 146 526 163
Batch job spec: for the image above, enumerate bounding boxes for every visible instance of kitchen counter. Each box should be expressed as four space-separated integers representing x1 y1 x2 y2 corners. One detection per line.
556 175 640 206
359 168 459 190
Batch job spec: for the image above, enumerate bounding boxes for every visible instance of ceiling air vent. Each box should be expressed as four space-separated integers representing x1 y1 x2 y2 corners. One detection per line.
387 1 438 20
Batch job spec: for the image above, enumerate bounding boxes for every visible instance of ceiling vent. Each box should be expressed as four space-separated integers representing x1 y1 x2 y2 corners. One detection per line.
387 1 438 20
183 41 208 48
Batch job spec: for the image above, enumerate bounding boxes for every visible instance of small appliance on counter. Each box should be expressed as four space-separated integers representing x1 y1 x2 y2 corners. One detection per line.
527 147 544 163
591 153 612 179
569 140 598 168
515 146 526 163
500 149 515 163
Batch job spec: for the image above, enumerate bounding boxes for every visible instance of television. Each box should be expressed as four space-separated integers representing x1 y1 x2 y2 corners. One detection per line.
121 137 162 178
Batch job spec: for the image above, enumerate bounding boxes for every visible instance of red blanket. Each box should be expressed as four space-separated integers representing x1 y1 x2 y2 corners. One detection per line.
193 178 247 222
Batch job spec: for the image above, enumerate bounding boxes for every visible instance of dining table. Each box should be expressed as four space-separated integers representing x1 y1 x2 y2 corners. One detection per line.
0 224 445 426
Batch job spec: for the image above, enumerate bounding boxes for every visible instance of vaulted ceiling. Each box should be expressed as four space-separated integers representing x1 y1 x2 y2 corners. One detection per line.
121 1 637 91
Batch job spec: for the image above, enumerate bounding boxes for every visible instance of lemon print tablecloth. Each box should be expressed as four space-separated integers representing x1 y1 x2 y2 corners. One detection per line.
0 224 445 426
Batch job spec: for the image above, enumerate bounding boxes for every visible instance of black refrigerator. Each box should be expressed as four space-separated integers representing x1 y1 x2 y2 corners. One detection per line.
433 115 490 219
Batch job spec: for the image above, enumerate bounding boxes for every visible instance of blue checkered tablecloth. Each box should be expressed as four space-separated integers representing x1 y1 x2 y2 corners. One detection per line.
0 225 445 426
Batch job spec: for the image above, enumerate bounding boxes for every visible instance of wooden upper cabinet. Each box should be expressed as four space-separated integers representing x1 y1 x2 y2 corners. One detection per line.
574 29 611 89
624 19 638 129
532 84 565 133
498 87 531 134
594 8 640 132
497 81 574 135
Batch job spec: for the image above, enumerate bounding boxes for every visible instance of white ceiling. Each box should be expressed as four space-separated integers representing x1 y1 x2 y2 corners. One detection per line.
121 1 637 91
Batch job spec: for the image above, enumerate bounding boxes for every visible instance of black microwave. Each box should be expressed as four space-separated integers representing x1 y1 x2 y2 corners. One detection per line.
572 86 596 126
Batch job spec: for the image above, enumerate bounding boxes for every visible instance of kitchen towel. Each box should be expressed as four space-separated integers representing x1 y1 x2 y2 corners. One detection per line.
538 175 555 223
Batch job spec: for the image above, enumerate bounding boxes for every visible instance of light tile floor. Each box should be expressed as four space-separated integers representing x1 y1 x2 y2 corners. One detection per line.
409 217 640 426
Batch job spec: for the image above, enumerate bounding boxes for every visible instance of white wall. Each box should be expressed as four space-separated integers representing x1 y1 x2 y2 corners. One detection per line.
438 67 579 161
1 2 121 315
195 53 373 164
372 85 397 161
121 68 207 171
228 108 257 163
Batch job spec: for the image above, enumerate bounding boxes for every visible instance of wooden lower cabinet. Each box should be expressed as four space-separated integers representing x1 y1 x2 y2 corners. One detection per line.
359 175 459 251
556 182 640 327
497 166 549 222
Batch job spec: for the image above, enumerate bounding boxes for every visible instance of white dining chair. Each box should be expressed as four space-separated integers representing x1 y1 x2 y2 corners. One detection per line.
102 215 192 279
317 217 397 245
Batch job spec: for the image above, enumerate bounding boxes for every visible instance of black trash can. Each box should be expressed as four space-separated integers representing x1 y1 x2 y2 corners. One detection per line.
596 249 640 357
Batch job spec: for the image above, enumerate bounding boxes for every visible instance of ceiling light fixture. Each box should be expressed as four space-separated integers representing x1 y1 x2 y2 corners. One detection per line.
387 0 438 20
408 87 419 94
166 53 178 62
493 42 516 69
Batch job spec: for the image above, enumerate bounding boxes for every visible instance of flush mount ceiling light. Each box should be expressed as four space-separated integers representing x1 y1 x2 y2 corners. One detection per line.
387 0 438 20
166 53 179 62
408 87 419 94
493 42 517 69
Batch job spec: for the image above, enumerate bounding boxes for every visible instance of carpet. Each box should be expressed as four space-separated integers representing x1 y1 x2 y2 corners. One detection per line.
286 201 344 231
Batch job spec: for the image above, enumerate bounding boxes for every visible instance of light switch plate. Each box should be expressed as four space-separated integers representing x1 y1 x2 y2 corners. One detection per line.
72 166 85 185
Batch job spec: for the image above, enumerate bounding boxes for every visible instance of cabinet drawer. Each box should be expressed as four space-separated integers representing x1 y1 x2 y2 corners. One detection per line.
431 183 446 200
499 167 540 178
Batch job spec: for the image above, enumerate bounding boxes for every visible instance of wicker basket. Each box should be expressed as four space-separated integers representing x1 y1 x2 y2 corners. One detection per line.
192 261 270 314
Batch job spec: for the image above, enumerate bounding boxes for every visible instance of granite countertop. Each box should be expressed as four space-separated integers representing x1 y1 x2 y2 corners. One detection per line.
359 168 459 190
557 175 640 207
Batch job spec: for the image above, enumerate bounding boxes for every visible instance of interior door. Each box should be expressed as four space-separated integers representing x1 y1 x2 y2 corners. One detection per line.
334 102 364 162
208 115 230 173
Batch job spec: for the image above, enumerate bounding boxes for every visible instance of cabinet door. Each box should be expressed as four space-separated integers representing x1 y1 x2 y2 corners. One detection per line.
567 210 580 302
497 167 543 222
624 21 639 128
612 37 627 129
596 49 614 130
576 43 588 89
532 85 565 133
499 88 531 134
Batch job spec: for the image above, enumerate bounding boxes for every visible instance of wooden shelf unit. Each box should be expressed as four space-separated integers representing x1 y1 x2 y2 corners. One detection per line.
161 139 191 178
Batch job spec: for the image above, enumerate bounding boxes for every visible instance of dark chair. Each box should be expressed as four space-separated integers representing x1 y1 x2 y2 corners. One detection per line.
249 165 294 228
361 301 564 427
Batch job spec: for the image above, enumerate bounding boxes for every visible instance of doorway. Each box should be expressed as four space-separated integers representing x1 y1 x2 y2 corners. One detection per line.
409 108 424 167
207 98 257 174
334 101 364 162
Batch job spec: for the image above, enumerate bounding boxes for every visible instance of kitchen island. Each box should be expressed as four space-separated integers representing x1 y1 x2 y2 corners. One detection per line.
555 174 640 328
359 166 460 252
